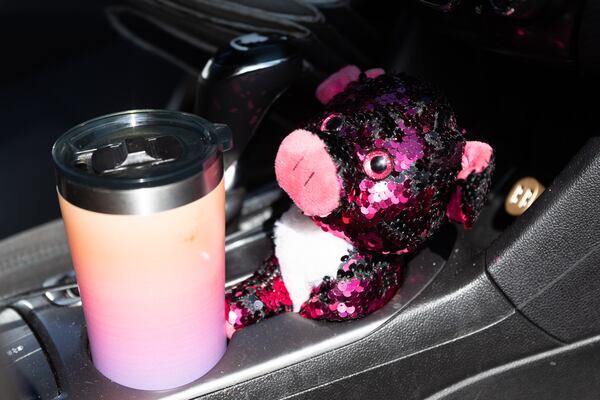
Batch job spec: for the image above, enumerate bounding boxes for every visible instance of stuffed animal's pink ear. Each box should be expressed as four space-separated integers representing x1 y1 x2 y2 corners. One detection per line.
446 141 494 228
315 65 385 105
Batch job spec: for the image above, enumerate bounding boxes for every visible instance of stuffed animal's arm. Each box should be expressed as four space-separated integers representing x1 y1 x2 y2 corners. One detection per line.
299 251 402 321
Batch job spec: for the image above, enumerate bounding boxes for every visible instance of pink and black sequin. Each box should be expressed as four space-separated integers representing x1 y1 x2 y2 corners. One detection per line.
310 73 465 255
225 71 494 333
300 251 402 321
225 256 292 331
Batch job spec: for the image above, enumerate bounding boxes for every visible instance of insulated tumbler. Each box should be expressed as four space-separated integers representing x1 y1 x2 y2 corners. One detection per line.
52 110 232 390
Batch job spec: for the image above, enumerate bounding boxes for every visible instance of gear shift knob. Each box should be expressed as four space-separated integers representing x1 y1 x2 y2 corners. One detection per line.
195 33 302 171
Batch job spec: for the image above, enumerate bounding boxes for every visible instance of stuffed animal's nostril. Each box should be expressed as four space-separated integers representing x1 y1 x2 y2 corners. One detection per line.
292 157 304 171
275 129 341 217
304 172 316 187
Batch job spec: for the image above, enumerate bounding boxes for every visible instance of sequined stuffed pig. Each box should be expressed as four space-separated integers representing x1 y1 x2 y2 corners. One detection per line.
225 65 494 335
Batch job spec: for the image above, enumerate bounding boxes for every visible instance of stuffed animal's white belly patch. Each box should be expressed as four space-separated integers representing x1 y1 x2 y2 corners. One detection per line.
274 206 353 312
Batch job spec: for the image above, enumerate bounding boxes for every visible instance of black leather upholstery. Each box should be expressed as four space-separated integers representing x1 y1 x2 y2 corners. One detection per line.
488 138 600 343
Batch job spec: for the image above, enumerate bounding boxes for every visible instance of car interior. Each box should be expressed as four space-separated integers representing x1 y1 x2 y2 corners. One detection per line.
1 0 600 399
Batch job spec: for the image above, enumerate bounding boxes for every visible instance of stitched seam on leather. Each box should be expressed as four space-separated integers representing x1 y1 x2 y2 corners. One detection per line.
483 251 566 344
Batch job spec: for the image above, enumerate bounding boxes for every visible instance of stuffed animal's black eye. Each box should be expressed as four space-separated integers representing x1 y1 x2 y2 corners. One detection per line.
320 113 344 132
370 156 388 173
363 150 393 180
326 116 344 131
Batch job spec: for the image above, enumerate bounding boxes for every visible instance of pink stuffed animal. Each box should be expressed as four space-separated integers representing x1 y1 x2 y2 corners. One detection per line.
225 66 494 335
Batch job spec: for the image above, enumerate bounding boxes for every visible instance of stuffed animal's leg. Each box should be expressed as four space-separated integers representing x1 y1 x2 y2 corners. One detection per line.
225 255 292 336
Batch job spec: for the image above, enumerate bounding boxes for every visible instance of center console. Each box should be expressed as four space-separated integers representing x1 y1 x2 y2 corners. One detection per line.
3 140 600 399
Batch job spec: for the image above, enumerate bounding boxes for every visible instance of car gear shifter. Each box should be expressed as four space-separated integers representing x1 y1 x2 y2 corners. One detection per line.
195 33 302 172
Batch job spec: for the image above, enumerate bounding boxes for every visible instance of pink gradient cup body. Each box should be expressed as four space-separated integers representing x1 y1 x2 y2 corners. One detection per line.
59 181 225 390
52 110 232 390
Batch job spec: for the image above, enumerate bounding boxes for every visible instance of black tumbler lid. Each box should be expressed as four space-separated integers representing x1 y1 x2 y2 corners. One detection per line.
52 110 232 215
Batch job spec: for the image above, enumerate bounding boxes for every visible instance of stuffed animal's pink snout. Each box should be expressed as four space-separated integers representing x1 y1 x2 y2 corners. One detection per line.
275 129 341 217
